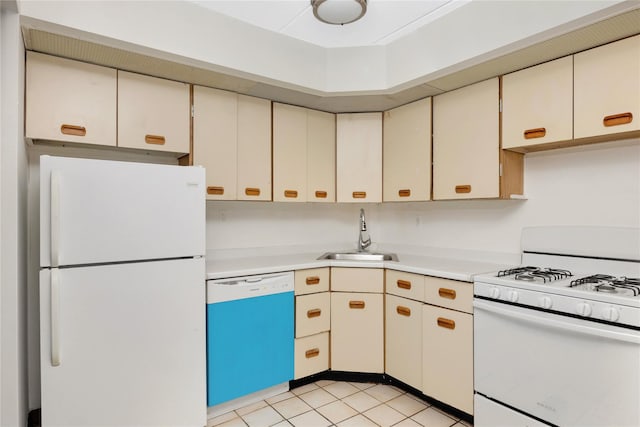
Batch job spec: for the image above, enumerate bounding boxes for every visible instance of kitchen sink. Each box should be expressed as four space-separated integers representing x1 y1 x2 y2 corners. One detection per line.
317 251 399 262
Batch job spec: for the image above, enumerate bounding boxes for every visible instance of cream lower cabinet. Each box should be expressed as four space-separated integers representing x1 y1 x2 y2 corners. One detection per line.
294 268 330 379
25 51 117 147
383 98 432 202
117 71 190 154
385 294 422 390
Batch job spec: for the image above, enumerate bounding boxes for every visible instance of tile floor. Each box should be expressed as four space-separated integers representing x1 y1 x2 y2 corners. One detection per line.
208 380 472 427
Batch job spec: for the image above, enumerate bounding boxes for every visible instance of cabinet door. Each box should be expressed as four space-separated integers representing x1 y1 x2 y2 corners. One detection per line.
273 103 307 202
385 295 422 390
574 35 640 139
422 305 473 415
117 71 190 154
294 332 329 380
331 292 383 373
307 109 336 202
336 113 382 203
25 52 116 147
295 293 330 338
237 95 272 201
383 98 432 201
502 56 573 151
433 78 499 200
193 86 238 200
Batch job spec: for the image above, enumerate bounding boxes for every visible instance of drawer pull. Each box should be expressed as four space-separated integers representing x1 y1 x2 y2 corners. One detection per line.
603 112 633 127
315 191 328 199
245 188 261 196
349 300 365 309
396 306 411 317
144 134 166 145
397 279 411 290
284 190 298 198
307 308 322 318
305 348 320 358
306 276 320 285
207 186 224 195
398 189 411 197
352 191 367 199
438 288 457 299
60 124 86 137
437 317 456 330
523 127 546 139
455 185 471 194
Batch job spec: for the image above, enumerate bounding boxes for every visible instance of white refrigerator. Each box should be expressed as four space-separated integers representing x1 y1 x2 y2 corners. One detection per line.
39 155 207 426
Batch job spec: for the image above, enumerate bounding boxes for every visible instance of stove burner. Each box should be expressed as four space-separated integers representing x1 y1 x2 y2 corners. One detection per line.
570 275 640 296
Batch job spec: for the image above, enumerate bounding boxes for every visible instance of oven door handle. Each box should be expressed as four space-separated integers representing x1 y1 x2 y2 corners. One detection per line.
474 299 640 344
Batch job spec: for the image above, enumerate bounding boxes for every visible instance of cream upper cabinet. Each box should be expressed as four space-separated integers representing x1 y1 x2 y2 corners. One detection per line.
383 98 432 201
385 294 422 390
336 113 382 203
237 94 272 201
574 35 640 140
502 56 573 151
117 71 190 154
25 51 117 147
433 78 501 200
193 86 238 200
273 104 336 202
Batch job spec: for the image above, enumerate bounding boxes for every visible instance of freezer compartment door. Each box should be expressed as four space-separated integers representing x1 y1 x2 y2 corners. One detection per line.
40 258 206 426
40 155 205 267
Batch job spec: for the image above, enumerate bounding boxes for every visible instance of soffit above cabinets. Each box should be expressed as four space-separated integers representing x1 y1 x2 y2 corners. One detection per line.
19 1 640 113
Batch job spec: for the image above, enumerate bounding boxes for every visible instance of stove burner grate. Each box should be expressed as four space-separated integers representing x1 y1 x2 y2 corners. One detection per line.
570 275 640 296
497 266 573 283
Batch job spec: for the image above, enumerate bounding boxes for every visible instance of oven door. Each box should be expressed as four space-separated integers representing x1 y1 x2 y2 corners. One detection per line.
474 298 640 427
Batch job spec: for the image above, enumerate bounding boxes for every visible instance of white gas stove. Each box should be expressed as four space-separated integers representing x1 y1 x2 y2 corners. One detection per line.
473 226 640 427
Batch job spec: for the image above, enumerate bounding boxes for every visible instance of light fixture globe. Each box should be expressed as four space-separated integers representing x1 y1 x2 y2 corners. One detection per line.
311 0 367 25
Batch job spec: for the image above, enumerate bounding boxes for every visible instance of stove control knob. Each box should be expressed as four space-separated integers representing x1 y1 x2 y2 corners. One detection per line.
576 302 593 317
489 287 501 299
602 306 620 322
508 290 519 303
539 296 553 309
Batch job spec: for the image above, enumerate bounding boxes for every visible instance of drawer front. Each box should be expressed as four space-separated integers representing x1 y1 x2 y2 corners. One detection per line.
294 332 329 380
331 267 383 293
423 276 473 314
295 293 330 338
385 270 425 301
295 268 330 295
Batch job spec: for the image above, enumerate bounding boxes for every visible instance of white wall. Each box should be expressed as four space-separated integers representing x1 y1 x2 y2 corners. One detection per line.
206 139 640 258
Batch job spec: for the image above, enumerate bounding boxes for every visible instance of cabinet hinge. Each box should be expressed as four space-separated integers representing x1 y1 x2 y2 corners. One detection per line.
499 163 503 177
499 99 503 113
191 105 195 118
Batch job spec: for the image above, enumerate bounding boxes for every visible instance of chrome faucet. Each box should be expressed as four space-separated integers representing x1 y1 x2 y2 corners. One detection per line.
357 208 372 252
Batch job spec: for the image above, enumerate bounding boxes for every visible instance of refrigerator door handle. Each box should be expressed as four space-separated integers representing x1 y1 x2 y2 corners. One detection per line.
51 170 60 268
51 269 61 367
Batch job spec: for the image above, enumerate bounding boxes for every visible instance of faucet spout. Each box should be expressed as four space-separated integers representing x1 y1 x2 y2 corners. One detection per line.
358 208 372 252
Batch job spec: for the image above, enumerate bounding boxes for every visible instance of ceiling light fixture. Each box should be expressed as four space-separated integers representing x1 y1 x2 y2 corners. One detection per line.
311 0 367 25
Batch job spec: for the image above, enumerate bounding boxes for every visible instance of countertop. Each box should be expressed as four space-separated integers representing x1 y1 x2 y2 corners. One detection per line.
205 246 517 282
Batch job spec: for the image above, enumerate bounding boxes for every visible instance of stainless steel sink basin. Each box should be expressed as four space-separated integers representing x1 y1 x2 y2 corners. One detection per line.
317 252 399 262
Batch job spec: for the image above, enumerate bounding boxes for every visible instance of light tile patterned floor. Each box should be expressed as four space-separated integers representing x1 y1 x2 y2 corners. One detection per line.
208 381 473 427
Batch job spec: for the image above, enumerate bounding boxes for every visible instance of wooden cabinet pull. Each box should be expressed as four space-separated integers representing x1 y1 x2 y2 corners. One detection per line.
603 112 633 127
307 309 321 318
306 276 320 285
396 306 411 317
438 288 457 299
245 188 260 196
315 191 327 199
523 127 546 139
352 191 367 199
437 317 456 330
207 186 224 195
144 134 166 145
349 300 365 309
398 189 411 197
397 280 411 290
60 124 86 137
455 185 471 194
305 348 320 358
284 190 298 198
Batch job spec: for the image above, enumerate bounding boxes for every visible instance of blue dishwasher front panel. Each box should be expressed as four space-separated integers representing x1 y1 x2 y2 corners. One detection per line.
207 291 294 406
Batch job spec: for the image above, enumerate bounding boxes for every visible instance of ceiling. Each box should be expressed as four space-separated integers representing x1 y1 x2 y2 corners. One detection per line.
189 0 468 48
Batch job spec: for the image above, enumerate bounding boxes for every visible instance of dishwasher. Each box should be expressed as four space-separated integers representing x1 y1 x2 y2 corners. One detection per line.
206 271 294 410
